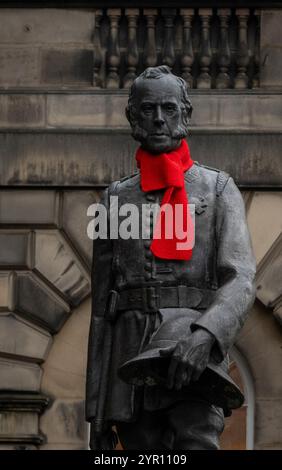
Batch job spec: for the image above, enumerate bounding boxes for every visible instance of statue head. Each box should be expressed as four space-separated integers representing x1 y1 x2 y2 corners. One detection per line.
126 65 193 154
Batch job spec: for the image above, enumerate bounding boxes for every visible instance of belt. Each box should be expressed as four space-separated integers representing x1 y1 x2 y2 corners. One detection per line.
117 284 215 312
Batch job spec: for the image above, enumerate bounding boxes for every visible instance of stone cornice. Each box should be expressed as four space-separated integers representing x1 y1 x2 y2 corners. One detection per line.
0 393 49 414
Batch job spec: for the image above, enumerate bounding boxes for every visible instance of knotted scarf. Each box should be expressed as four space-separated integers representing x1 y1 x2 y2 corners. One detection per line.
136 139 194 260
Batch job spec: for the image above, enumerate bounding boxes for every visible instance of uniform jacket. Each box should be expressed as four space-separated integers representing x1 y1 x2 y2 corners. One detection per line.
85 162 256 423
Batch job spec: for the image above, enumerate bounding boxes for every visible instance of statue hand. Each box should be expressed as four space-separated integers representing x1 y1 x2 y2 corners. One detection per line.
89 422 118 450
160 328 215 391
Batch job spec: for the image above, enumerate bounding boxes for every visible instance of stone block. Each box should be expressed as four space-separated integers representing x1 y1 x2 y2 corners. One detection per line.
0 411 38 438
42 337 86 377
247 192 282 264
41 49 92 85
256 234 282 307
42 299 90 398
237 301 282 400
15 272 70 333
0 48 39 86
255 399 282 449
273 302 282 326
0 95 44 127
62 191 99 266
47 94 128 128
192 94 282 130
0 8 94 44
0 358 41 392
41 365 85 400
46 93 282 131
0 232 30 267
1 131 282 187
40 399 88 446
34 231 90 306
0 190 58 224
0 273 10 308
0 393 48 447
0 313 51 362
261 47 282 88
260 10 282 88
55 297 91 353
189 133 282 187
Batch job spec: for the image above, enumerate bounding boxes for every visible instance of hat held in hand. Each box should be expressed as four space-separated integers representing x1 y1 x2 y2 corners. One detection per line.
118 308 244 411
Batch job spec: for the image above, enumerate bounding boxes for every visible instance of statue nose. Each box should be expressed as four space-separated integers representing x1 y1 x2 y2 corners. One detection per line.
154 106 165 125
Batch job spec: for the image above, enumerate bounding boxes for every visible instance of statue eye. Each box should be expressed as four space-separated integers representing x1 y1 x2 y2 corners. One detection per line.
164 104 177 114
142 105 154 115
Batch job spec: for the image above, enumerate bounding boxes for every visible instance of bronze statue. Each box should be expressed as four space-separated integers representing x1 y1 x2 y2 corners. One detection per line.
85 66 256 450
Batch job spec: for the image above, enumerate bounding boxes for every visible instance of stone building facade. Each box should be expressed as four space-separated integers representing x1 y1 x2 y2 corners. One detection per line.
0 2 281 450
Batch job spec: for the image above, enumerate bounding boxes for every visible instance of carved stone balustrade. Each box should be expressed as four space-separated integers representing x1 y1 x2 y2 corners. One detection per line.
93 7 260 89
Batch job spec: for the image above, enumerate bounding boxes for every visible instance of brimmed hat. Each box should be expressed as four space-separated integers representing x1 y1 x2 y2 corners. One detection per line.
118 308 244 410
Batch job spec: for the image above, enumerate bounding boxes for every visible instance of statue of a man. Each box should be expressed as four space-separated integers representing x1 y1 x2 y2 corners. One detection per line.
85 66 256 450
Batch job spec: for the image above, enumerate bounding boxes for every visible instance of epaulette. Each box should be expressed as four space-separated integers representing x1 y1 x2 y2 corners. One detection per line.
194 162 230 196
119 171 139 183
216 171 230 197
107 180 120 196
194 161 221 173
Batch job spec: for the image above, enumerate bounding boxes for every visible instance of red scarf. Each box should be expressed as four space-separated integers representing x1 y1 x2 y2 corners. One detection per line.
136 139 194 260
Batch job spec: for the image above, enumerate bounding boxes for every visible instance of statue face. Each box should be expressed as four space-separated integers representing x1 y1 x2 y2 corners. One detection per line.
130 76 187 154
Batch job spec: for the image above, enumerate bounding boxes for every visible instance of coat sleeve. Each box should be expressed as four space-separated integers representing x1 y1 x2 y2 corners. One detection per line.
191 177 257 362
85 185 114 422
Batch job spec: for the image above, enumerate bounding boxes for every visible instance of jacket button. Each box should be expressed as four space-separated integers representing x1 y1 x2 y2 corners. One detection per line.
144 272 151 280
144 262 151 271
144 240 151 248
146 193 155 202
145 250 153 259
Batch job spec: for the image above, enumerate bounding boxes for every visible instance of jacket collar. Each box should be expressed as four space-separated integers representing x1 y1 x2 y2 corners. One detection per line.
184 162 200 182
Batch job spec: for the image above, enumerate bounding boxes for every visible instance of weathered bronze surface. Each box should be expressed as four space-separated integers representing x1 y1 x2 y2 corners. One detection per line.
86 66 256 450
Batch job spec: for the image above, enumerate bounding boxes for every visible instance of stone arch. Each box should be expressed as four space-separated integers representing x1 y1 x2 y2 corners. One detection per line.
235 300 282 449
0 189 97 448
40 297 91 449
241 190 282 449
230 346 255 449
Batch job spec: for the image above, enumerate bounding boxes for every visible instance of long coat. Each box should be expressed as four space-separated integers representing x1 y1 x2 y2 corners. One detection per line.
85 162 256 423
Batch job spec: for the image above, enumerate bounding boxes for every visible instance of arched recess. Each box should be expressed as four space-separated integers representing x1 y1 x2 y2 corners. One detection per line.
0 189 98 448
230 346 255 450
235 300 282 450
40 296 91 449
242 191 282 449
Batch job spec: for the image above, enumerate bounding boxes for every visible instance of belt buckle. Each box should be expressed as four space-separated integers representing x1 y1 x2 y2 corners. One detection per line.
146 282 161 312
177 285 187 308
